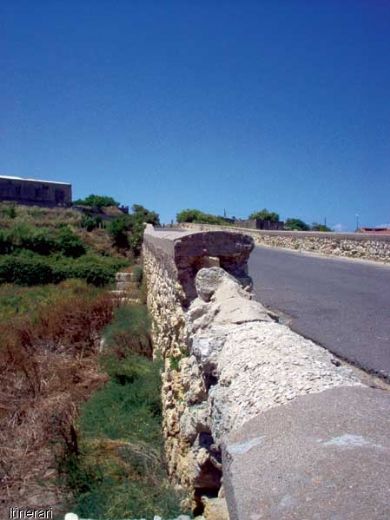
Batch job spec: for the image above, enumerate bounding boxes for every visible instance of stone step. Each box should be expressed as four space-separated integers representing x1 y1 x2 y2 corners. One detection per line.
115 271 135 282
116 280 138 291
110 290 141 304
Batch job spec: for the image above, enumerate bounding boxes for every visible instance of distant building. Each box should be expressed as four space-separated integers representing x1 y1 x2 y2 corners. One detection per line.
357 227 390 235
0 175 72 207
235 218 285 230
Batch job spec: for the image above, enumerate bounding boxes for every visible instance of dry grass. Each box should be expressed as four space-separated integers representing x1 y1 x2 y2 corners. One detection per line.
0 204 83 229
0 289 114 516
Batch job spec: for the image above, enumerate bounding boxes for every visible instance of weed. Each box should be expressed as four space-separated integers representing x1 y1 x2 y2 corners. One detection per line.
62 303 188 519
101 304 152 358
132 265 143 286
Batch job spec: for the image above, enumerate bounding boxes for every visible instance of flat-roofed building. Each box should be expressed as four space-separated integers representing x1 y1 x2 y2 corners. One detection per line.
0 175 72 207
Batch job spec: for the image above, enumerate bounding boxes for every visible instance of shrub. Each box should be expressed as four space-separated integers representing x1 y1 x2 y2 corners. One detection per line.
132 204 160 226
74 194 120 208
0 256 53 285
108 217 130 249
0 253 128 286
132 266 143 286
52 255 129 286
81 214 103 232
0 223 86 257
284 218 310 231
1 204 17 218
311 222 332 232
249 209 280 221
105 204 159 255
0 230 12 254
176 208 227 225
56 226 86 257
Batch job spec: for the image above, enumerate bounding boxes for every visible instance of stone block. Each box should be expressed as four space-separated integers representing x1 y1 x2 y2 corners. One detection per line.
222 386 390 520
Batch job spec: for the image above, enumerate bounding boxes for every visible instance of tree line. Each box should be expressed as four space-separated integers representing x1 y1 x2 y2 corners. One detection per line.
176 208 331 231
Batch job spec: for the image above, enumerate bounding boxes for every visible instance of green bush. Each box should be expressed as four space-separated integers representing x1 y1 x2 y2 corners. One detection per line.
249 208 280 221
0 253 128 287
0 223 86 257
105 204 159 255
311 222 332 232
74 194 120 208
1 204 17 219
0 230 12 254
132 204 160 226
81 214 103 231
56 226 86 257
108 217 130 249
132 266 143 286
284 218 310 231
0 256 53 285
176 208 227 225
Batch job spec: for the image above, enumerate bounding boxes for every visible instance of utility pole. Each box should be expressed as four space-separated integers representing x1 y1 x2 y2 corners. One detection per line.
355 214 359 232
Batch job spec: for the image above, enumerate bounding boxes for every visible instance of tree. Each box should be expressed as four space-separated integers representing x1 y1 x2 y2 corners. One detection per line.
176 209 226 225
311 223 332 232
108 217 130 249
284 218 310 231
109 204 160 255
73 194 120 208
132 204 160 226
249 209 280 222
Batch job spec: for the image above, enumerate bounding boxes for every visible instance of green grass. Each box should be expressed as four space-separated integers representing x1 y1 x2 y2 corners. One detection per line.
63 305 189 520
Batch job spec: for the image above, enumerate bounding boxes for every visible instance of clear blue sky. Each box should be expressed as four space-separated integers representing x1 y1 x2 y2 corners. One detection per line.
1 0 389 229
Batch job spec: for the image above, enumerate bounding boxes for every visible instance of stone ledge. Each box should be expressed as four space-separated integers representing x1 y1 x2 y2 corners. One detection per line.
178 223 390 242
222 386 390 520
177 223 390 263
144 224 254 305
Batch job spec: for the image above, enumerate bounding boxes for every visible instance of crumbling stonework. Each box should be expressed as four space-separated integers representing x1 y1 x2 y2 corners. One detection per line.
179 222 390 263
143 225 360 518
188 269 359 442
142 226 254 506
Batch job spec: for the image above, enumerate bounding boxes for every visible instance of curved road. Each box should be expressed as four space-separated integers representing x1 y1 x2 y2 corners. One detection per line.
248 246 390 379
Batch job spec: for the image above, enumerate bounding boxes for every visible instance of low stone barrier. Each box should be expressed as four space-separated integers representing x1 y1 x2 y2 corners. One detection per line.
143 225 390 519
178 222 390 263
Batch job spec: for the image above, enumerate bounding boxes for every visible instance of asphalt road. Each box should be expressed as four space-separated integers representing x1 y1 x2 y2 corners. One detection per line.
248 246 390 379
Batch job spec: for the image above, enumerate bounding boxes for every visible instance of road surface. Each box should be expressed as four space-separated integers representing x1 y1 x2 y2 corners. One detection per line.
248 246 390 379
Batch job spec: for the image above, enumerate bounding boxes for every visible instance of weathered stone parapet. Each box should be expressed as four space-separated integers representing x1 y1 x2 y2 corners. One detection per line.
178 223 390 263
142 225 365 518
142 225 255 509
144 225 254 305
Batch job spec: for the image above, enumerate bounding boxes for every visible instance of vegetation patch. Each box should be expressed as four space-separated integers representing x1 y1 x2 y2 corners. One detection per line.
176 208 228 225
0 204 132 286
64 304 187 520
0 282 114 517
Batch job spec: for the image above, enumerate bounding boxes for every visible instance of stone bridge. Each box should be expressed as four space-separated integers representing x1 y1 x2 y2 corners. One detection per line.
143 224 390 520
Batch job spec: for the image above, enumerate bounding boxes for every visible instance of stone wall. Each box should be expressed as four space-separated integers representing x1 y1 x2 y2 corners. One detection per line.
142 225 364 517
178 223 390 263
142 225 254 511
